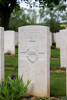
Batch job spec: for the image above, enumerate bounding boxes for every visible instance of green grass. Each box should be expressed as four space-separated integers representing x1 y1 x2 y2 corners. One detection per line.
50 58 60 69
5 56 18 68
50 48 60 69
5 69 18 80
51 48 60 58
5 47 18 80
50 48 66 96
50 72 66 97
5 47 18 68
5 47 66 97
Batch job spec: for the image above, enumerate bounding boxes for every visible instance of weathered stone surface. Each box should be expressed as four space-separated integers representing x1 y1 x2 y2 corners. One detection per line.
50 32 52 46
54 29 67 48
60 46 67 68
15 32 18 46
0 27 4 80
54 29 67 68
59 29 67 68
55 32 61 48
18 25 50 97
4 31 15 54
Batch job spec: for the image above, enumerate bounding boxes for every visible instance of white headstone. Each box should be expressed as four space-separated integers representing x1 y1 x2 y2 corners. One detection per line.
53 34 56 43
53 29 67 68
0 27 4 80
50 32 52 46
18 26 50 97
15 32 18 46
55 32 61 48
4 31 15 55
60 46 67 68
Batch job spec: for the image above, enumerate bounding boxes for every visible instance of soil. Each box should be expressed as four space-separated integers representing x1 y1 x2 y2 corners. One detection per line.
5 66 15 70
51 58 60 60
5 54 15 57
50 69 66 72
20 97 65 100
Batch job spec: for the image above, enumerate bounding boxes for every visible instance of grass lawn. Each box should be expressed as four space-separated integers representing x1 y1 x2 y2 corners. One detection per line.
51 48 60 70
5 56 18 68
50 72 66 97
50 48 66 96
5 69 18 80
5 47 18 80
5 47 66 97
51 48 60 58
50 58 60 70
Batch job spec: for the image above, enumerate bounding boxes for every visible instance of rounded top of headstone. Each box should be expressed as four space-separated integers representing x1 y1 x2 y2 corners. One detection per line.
0 27 4 30
4 30 15 32
18 25 49 31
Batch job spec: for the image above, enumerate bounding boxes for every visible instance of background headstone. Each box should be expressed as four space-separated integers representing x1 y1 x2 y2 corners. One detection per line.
60 29 67 68
18 25 50 97
55 32 61 48
0 27 4 80
53 29 67 68
60 46 67 68
15 32 18 46
50 32 52 46
4 31 15 55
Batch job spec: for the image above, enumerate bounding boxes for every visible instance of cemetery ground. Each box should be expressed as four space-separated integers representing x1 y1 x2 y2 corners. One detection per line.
5 47 66 100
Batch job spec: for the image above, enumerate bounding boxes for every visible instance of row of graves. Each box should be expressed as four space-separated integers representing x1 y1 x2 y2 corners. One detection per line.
0 26 67 97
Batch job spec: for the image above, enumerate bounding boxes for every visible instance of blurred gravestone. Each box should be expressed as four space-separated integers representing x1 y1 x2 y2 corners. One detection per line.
4 31 15 55
54 29 67 68
15 32 18 46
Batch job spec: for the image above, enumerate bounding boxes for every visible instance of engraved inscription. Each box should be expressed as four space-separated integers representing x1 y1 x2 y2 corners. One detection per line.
29 40 36 42
26 48 38 63
20 48 45 63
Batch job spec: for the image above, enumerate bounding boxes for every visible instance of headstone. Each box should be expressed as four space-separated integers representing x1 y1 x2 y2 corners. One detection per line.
54 29 67 68
53 34 56 43
0 27 4 80
15 32 18 46
55 29 67 48
60 46 67 68
4 31 15 55
55 32 61 48
60 29 67 68
50 32 52 46
44 29 67 68
18 26 50 97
